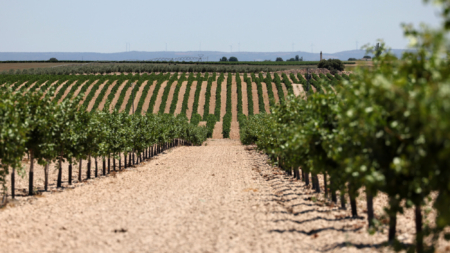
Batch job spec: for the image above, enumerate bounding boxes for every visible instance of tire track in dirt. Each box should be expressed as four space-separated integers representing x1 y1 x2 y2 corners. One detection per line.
87 80 109 111
153 81 168 114
230 74 240 140
186 81 198 120
261 81 270 113
197 81 207 118
174 81 187 115
240 74 248 116
129 80 148 114
164 81 177 114
142 80 157 114
252 82 260 114
97 80 117 111
109 80 128 111
209 79 217 115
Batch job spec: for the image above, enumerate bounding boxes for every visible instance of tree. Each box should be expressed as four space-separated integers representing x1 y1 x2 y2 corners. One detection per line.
229 56 238 62
276 57 283 62
295 55 300 61
363 55 371 60
317 59 345 71
348 58 357 61
219 57 228 62
49 58 58 62
286 58 296 61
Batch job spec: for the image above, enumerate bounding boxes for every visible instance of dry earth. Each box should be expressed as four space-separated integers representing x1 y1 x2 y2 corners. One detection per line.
2 140 445 253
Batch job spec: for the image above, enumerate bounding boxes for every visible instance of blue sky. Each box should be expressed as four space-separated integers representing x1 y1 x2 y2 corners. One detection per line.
0 0 441 53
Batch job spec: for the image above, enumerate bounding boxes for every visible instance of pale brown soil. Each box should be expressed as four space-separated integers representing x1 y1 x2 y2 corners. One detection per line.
153 81 168 114
0 62 77 71
186 81 198 120
25 81 38 93
52 80 69 100
240 75 249 116
292 84 306 98
129 80 148 114
281 83 288 98
212 122 223 139
142 80 158 114
2 140 445 252
271 82 280 104
41 80 59 97
109 80 128 112
78 80 99 105
58 80 78 102
220 76 227 119
198 121 207 127
260 82 270 113
209 80 217 115
230 76 240 140
15 81 28 91
97 80 117 111
164 81 178 114
251 82 260 114
174 81 187 116
119 81 137 113
197 81 207 118
70 80 89 100
87 80 108 111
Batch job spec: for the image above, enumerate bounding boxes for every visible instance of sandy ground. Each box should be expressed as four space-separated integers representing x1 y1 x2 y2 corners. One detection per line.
271 82 280 104
142 80 157 114
25 81 39 93
251 82 260 114
2 140 443 253
119 81 137 113
130 80 148 114
198 81 207 117
97 80 117 111
260 82 270 113
220 76 227 119
186 81 198 120
281 83 289 98
240 75 249 116
292 84 306 98
153 81 168 114
0 62 77 71
164 81 178 114
87 80 108 111
109 81 128 111
209 80 217 115
68 80 88 100
58 80 78 102
212 122 223 139
230 77 240 140
78 80 99 105
15 81 28 91
52 80 70 100
41 80 59 96
174 81 187 116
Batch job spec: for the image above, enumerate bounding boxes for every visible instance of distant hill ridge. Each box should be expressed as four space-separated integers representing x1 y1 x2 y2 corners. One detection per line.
0 49 409 62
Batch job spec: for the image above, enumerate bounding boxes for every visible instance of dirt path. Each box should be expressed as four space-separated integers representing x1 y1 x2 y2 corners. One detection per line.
152 81 168 114
197 81 207 117
186 81 198 119
220 76 227 119
0 139 421 253
271 82 280 104
142 80 157 114
240 75 248 116
109 80 128 111
230 75 240 140
78 80 99 105
212 122 223 139
209 80 217 115
260 82 270 113
174 81 187 115
281 83 288 98
87 80 108 111
252 82 260 114
164 81 178 114
97 80 117 111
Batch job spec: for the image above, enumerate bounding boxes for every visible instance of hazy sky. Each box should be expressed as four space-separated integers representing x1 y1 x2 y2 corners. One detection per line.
0 0 442 53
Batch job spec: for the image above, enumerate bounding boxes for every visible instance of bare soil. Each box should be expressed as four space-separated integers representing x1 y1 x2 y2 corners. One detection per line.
2 140 445 252
58 80 78 102
0 62 78 71
87 80 108 111
251 82 259 114
164 81 178 114
281 83 288 98
271 82 280 104
197 81 207 117
68 80 88 100
142 80 157 114
240 74 249 116
220 76 227 119
109 80 128 111
130 80 148 114
230 76 240 140
97 80 117 111
52 80 70 100
260 82 270 113
209 80 217 115
119 81 137 113
153 81 168 114
174 81 187 116
186 81 198 120
212 122 223 139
